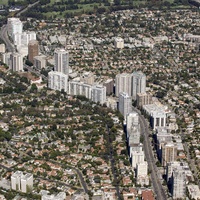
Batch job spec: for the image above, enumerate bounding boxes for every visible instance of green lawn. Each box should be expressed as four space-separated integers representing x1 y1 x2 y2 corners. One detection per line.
0 0 8 5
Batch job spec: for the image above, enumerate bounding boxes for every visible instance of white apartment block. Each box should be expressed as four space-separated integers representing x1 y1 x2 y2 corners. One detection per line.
21 173 33 193
48 71 68 92
166 161 191 184
14 31 36 47
10 52 23 72
115 73 132 97
126 111 139 133
34 55 47 69
118 92 132 116
114 37 124 49
128 125 140 145
11 171 33 193
41 192 66 200
136 161 148 177
54 49 69 75
131 150 145 169
7 18 23 38
172 169 186 199
11 171 22 191
136 162 149 186
143 104 167 130
132 71 146 100
2 52 11 66
129 143 143 157
0 44 5 53
69 81 92 99
91 85 106 105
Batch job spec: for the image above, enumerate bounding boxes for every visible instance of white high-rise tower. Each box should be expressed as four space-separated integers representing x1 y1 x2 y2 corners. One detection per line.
10 53 23 72
54 49 69 75
132 71 146 100
118 92 132 116
115 73 132 97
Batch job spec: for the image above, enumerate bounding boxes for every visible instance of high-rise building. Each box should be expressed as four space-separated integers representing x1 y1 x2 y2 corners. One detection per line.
136 161 148 177
2 52 12 66
115 73 132 97
34 55 47 69
161 142 177 167
118 92 132 116
131 150 145 168
136 92 152 108
103 79 114 95
11 171 33 193
54 49 69 75
10 52 23 72
7 18 23 38
172 169 186 199
21 173 33 193
28 40 39 64
69 81 92 99
132 71 146 100
91 85 106 105
14 31 36 46
48 71 68 92
11 171 22 191
128 125 140 145
126 112 139 134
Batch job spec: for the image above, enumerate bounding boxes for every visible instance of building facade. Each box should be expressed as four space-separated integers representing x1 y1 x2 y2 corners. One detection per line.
118 92 132 116
10 52 23 72
48 71 68 92
54 49 69 75
161 142 177 167
34 55 47 69
136 92 152 108
7 18 23 38
103 79 114 95
69 81 92 99
172 169 186 199
91 85 106 105
11 171 33 193
28 40 39 64
132 71 146 100
115 73 132 97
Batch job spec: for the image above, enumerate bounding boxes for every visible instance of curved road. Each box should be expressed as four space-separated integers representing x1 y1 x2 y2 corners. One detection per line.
133 107 167 200
0 25 15 52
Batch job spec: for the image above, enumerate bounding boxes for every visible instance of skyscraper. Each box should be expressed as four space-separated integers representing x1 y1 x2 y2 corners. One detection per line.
54 49 69 75
132 71 146 100
115 73 132 97
28 40 39 64
10 52 23 72
118 92 132 116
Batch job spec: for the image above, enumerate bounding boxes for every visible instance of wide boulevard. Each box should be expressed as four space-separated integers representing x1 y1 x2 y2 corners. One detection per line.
133 107 168 200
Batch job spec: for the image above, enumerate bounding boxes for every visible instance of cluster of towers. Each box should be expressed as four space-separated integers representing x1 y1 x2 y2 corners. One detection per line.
116 72 146 117
3 18 39 72
48 49 107 105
